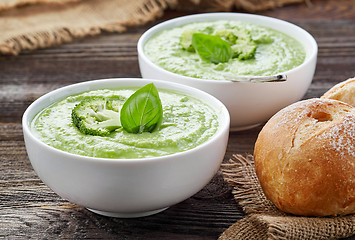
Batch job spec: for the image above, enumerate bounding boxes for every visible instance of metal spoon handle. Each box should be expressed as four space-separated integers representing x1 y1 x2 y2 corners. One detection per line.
223 74 287 83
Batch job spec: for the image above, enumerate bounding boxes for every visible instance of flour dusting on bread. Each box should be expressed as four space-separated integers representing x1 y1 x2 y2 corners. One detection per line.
322 77 355 107
254 97 355 216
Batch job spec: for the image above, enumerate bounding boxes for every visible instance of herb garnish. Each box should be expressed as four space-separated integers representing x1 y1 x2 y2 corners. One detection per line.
120 83 163 134
191 33 232 64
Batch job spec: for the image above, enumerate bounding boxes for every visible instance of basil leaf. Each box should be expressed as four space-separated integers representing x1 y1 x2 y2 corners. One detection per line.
120 83 163 134
191 33 232 64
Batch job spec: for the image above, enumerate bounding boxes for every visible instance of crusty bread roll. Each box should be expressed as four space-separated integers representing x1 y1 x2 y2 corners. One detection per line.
254 98 355 216
321 77 355 107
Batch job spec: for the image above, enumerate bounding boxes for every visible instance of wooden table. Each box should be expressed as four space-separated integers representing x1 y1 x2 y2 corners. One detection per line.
1 0 354 238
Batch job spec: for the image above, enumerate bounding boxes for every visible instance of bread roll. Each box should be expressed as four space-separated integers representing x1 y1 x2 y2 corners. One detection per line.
321 77 355 107
254 98 355 216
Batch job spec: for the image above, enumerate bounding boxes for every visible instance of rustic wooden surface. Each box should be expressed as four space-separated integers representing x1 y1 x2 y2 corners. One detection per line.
1 0 355 239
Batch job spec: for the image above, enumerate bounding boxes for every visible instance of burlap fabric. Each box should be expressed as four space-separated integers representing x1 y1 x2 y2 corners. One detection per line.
0 0 306 55
220 154 355 240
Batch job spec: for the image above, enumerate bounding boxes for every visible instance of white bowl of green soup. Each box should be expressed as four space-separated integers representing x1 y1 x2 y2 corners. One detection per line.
22 78 230 218
138 13 318 131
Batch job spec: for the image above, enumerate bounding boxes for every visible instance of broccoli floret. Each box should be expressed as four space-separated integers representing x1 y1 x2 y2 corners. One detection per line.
214 29 238 45
180 29 196 52
72 97 122 136
214 27 256 60
231 41 256 60
231 28 256 60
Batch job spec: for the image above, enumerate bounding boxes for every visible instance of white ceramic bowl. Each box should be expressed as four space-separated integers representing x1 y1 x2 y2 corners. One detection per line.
138 13 318 131
22 78 230 218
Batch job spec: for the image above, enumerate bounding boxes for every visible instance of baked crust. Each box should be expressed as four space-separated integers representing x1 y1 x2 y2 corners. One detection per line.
321 77 355 107
254 98 355 216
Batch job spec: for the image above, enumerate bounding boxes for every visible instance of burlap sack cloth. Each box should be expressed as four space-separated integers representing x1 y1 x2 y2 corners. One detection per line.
220 154 355 239
0 0 307 55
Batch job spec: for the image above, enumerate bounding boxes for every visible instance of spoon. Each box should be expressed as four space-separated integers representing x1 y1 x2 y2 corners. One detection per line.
223 74 287 83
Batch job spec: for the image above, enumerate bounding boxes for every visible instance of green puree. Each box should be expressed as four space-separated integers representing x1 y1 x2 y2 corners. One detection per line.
144 20 306 80
31 88 219 159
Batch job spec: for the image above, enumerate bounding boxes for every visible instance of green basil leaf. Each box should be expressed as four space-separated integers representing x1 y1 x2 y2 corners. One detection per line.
191 33 232 64
120 83 163 134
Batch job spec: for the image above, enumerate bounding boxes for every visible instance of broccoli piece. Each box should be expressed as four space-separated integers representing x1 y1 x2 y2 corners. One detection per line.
72 97 122 136
180 29 196 52
231 41 256 60
180 27 215 52
230 28 256 60
214 27 256 60
214 29 238 45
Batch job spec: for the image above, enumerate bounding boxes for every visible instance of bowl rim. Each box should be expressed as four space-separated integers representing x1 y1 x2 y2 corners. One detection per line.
22 78 230 164
137 12 318 84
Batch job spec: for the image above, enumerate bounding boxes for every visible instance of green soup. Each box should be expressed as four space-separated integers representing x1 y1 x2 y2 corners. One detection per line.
31 88 219 159
144 20 306 80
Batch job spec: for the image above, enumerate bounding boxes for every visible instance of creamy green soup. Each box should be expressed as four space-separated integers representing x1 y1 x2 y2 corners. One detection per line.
144 20 306 80
31 88 219 159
